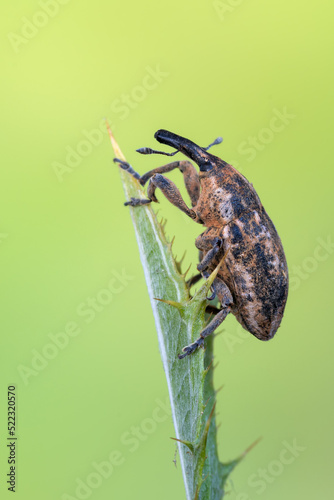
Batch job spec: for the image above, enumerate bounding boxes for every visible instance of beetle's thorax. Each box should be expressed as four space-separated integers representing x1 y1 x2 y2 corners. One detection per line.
195 162 262 227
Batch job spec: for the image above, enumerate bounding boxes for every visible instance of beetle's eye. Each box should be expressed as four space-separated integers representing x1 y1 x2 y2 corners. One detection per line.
199 162 214 172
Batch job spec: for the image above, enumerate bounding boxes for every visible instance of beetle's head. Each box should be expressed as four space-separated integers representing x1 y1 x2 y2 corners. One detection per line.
136 129 222 172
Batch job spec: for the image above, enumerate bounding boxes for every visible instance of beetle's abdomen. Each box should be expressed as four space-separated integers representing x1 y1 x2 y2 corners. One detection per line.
221 209 289 340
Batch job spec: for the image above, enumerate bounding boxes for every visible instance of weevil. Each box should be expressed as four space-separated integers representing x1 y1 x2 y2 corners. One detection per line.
114 130 288 359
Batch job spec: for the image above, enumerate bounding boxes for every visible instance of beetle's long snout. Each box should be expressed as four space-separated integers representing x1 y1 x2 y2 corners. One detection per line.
154 130 198 152
154 129 210 168
137 129 222 171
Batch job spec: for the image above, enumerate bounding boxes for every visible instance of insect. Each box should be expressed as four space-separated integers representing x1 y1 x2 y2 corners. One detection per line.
114 130 288 359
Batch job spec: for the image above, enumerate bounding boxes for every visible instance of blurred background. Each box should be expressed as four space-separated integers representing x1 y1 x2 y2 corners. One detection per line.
0 1 333 499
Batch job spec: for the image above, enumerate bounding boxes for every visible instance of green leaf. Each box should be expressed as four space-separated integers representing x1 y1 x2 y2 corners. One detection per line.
107 124 241 500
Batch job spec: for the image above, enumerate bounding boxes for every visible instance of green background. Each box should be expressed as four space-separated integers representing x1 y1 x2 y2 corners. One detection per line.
1 1 333 499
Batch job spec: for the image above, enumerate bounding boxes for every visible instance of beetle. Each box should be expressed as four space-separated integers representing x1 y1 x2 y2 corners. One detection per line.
114 129 288 359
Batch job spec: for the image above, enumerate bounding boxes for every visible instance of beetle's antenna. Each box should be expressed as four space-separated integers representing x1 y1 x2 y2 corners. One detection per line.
136 137 222 157
136 147 179 157
203 137 223 151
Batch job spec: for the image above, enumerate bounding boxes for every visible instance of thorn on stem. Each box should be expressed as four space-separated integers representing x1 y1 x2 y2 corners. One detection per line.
242 437 262 458
169 235 175 249
170 437 194 453
182 263 192 280
215 385 224 396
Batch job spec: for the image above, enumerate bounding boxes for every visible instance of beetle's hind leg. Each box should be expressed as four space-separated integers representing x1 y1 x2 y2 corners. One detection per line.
178 306 231 358
179 278 233 359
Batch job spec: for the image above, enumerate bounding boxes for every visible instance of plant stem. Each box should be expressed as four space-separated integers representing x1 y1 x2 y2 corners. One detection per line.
107 125 242 500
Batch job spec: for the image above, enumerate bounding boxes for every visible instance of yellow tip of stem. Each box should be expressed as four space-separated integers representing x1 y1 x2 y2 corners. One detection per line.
105 120 126 162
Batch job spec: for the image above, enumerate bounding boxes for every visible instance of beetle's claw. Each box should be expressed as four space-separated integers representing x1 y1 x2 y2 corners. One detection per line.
114 158 141 181
124 197 151 207
207 288 216 301
178 337 205 359
113 158 129 168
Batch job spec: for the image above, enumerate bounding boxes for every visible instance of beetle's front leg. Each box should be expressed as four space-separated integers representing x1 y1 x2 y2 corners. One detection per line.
113 158 141 179
114 158 153 207
140 160 200 207
147 174 197 220
124 197 152 207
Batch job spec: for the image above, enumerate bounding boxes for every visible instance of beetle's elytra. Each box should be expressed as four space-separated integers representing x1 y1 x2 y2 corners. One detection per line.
114 130 288 359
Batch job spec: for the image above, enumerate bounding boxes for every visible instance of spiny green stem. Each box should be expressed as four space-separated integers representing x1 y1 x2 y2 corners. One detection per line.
107 124 244 500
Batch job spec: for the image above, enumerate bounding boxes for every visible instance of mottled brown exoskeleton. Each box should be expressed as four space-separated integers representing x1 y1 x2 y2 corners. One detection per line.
114 130 288 359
